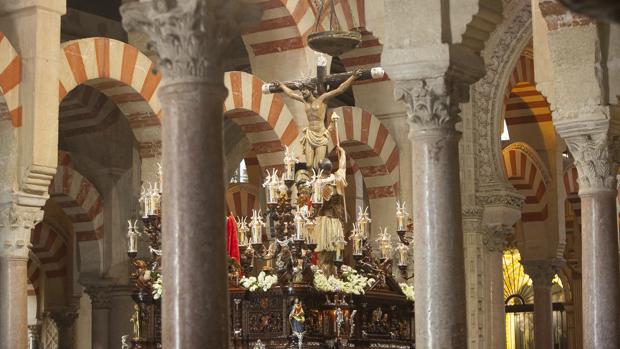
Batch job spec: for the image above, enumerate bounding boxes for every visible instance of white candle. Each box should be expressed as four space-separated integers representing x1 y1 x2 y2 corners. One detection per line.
335 239 345 262
294 211 304 240
396 243 409 266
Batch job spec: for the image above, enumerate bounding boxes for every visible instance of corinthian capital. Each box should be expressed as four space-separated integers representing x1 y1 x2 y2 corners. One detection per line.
84 285 112 309
522 259 563 289
395 77 466 132
0 203 43 258
564 131 618 193
483 224 513 252
120 0 261 84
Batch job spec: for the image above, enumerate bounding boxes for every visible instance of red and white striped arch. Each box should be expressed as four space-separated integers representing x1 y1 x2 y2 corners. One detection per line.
502 142 550 222
563 164 581 229
30 223 67 279
224 71 299 171
59 37 162 156
243 0 316 56
226 183 260 218
27 256 42 296
328 106 399 200
49 152 103 242
0 32 22 127
49 152 104 275
503 50 552 126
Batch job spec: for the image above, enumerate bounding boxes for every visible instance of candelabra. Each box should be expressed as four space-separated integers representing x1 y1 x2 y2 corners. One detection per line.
125 168 163 349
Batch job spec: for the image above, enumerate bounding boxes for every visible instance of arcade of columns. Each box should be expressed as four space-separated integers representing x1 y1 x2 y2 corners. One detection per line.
0 0 618 348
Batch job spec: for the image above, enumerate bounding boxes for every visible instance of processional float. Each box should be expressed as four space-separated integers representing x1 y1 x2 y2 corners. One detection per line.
123 1 416 348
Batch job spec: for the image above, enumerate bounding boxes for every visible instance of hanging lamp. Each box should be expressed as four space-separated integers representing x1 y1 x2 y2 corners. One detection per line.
307 0 362 56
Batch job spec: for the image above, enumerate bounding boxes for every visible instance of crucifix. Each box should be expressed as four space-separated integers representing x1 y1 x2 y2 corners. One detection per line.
262 55 385 171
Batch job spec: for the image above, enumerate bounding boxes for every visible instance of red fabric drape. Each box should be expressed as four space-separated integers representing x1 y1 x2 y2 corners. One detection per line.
227 215 240 263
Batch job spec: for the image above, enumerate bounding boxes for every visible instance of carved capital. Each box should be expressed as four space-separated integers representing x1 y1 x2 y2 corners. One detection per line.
49 310 79 329
121 0 260 84
0 203 44 258
563 132 618 194
483 224 512 252
84 285 112 309
395 77 466 133
522 259 563 288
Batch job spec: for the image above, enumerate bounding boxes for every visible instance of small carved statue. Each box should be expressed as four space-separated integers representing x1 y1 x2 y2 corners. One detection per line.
121 335 130 349
289 298 306 335
130 305 141 340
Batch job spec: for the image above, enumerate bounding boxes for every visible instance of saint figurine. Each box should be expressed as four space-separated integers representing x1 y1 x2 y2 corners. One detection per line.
312 146 348 253
274 71 361 170
130 305 141 340
289 298 305 334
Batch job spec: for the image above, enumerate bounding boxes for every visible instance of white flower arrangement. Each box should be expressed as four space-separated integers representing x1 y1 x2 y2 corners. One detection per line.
152 273 163 300
313 265 375 295
240 271 278 292
399 283 414 302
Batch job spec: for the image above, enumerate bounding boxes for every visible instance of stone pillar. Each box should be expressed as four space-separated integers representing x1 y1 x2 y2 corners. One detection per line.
27 324 41 349
85 285 111 349
49 310 78 349
462 208 484 349
0 0 64 197
558 128 620 349
120 2 260 348
0 203 43 349
523 260 561 349
394 76 469 348
483 225 512 349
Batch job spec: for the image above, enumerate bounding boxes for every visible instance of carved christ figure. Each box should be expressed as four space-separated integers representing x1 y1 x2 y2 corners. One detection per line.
274 70 361 170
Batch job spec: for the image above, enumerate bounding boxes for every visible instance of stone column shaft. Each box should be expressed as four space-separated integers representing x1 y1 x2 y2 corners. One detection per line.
85 285 111 349
0 204 43 349
121 2 260 348
483 226 511 349
580 191 619 347
523 260 560 349
398 77 468 348
561 130 620 349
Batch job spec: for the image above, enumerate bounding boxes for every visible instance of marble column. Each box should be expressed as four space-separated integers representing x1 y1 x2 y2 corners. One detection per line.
85 285 111 349
483 225 511 349
120 2 260 348
49 310 78 349
0 204 43 349
561 131 620 349
396 77 468 348
523 260 560 349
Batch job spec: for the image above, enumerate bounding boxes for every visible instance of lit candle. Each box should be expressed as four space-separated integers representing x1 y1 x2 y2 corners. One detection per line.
139 185 149 218
262 171 274 204
396 201 409 232
283 146 297 181
352 225 363 256
311 170 324 205
150 183 161 215
375 227 392 260
305 219 316 244
357 206 371 238
237 217 249 246
250 209 265 244
335 238 346 262
294 210 305 241
396 243 409 266
127 220 138 255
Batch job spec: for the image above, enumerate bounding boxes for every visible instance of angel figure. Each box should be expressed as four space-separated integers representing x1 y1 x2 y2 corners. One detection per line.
274 70 362 170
